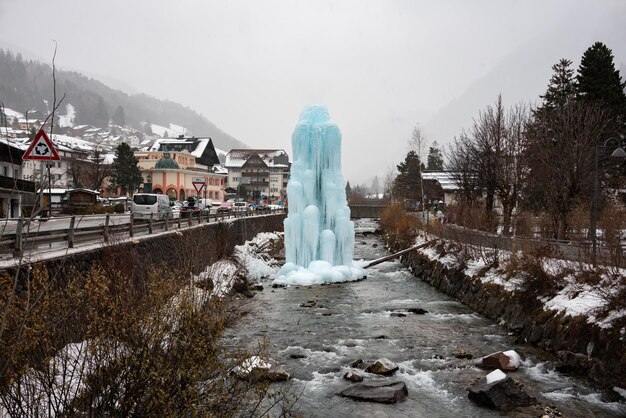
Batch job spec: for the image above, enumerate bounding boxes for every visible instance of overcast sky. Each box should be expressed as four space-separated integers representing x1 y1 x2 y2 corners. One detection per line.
1 0 625 185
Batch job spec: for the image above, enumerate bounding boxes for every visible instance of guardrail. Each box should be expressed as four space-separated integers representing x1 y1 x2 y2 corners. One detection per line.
0 208 285 259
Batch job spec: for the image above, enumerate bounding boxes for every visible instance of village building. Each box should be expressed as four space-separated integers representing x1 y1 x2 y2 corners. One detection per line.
224 149 290 203
0 141 36 217
421 171 463 207
136 136 225 202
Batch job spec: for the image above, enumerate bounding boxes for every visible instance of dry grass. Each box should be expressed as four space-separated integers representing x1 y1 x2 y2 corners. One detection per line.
0 248 295 416
379 203 423 250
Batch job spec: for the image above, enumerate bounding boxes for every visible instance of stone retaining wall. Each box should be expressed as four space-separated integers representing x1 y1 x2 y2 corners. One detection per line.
400 251 626 389
6 215 286 287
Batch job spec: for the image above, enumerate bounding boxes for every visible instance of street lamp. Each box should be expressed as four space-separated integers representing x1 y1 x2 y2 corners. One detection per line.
590 137 626 264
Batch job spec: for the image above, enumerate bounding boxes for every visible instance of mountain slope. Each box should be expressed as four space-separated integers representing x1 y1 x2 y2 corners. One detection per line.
0 49 246 150
425 25 626 149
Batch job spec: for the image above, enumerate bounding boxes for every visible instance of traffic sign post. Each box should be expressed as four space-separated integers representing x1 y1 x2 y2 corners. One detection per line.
192 177 206 198
22 129 60 161
22 129 60 218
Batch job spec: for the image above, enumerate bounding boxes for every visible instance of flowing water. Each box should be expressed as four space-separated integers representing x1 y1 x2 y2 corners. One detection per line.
230 219 626 417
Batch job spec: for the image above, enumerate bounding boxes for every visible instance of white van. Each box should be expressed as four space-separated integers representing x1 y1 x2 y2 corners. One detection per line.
131 193 173 220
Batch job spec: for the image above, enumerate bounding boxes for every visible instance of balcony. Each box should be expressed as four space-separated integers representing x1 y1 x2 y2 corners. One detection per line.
0 175 36 193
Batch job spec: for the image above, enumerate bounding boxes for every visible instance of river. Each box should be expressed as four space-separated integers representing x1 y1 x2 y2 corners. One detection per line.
229 219 626 417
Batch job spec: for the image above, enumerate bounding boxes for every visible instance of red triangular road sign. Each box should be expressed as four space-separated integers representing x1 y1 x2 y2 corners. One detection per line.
23 129 61 160
193 182 206 193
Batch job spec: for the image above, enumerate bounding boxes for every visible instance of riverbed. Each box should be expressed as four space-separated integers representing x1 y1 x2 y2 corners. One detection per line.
228 219 626 417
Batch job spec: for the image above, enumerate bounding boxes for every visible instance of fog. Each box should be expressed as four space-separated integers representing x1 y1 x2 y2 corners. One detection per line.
1 0 625 185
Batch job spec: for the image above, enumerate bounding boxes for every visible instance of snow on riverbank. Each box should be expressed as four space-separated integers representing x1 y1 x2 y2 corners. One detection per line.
412 234 626 330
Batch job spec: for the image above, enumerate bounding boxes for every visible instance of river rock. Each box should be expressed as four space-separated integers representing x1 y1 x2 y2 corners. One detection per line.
390 312 407 317
338 381 408 403
232 356 290 382
300 300 317 307
350 359 367 369
365 358 399 376
454 348 474 359
344 371 364 382
480 350 521 371
407 308 428 315
468 370 536 411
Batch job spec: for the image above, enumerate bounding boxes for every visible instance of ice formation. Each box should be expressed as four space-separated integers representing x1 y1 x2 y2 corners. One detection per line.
274 105 365 285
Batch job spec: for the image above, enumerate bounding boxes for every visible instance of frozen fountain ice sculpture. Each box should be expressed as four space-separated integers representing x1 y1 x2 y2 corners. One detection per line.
274 105 365 285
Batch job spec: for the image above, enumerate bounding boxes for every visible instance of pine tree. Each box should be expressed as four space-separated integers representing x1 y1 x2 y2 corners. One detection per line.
110 143 143 195
345 181 352 197
577 42 626 109
426 142 444 170
576 42 626 134
539 58 576 113
392 150 423 200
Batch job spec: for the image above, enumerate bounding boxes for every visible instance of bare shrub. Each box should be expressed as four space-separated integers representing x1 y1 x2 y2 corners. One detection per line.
379 203 423 250
515 249 568 307
598 203 625 267
0 256 295 416
513 210 534 238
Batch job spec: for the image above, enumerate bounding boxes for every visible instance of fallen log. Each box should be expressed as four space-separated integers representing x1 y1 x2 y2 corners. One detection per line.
364 239 437 269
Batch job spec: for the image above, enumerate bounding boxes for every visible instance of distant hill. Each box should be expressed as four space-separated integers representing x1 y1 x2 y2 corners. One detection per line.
425 30 626 149
0 49 246 150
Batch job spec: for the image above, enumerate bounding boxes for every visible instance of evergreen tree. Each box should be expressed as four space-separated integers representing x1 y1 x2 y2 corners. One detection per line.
345 181 352 197
112 105 126 126
426 142 444 170
539 58 577 113
392 150 423 200
110 143 143 195
576 42 626 133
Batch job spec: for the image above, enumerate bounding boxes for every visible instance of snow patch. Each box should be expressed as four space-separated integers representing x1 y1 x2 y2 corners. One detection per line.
485 369 507 384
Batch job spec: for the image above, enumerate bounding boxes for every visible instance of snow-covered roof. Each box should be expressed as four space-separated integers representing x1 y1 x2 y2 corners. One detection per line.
225 149 289 168
422 171 463 191
146 122 187 138
2 108 23 119
150 136 213 159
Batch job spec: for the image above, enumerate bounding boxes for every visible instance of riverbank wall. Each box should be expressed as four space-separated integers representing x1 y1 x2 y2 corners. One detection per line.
4 214 286 285
397 246 625 390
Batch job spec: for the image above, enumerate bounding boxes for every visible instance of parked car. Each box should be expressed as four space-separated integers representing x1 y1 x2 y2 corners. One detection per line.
181 197 209 215
171 201 182 219
217 201 234 213
131 193 173 220
254 202 270 213
233 201 251 213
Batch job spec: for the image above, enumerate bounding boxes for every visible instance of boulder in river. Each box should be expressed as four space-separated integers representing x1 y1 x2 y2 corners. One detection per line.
365 358 399 376
344 371 364 382
350 359 367 370
407 308 428 315
390 312 407 318
468 369 536 411
480 350 521 371
300 300 317 307
454 347 474 359
231 356 290 382
338 381 408 403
